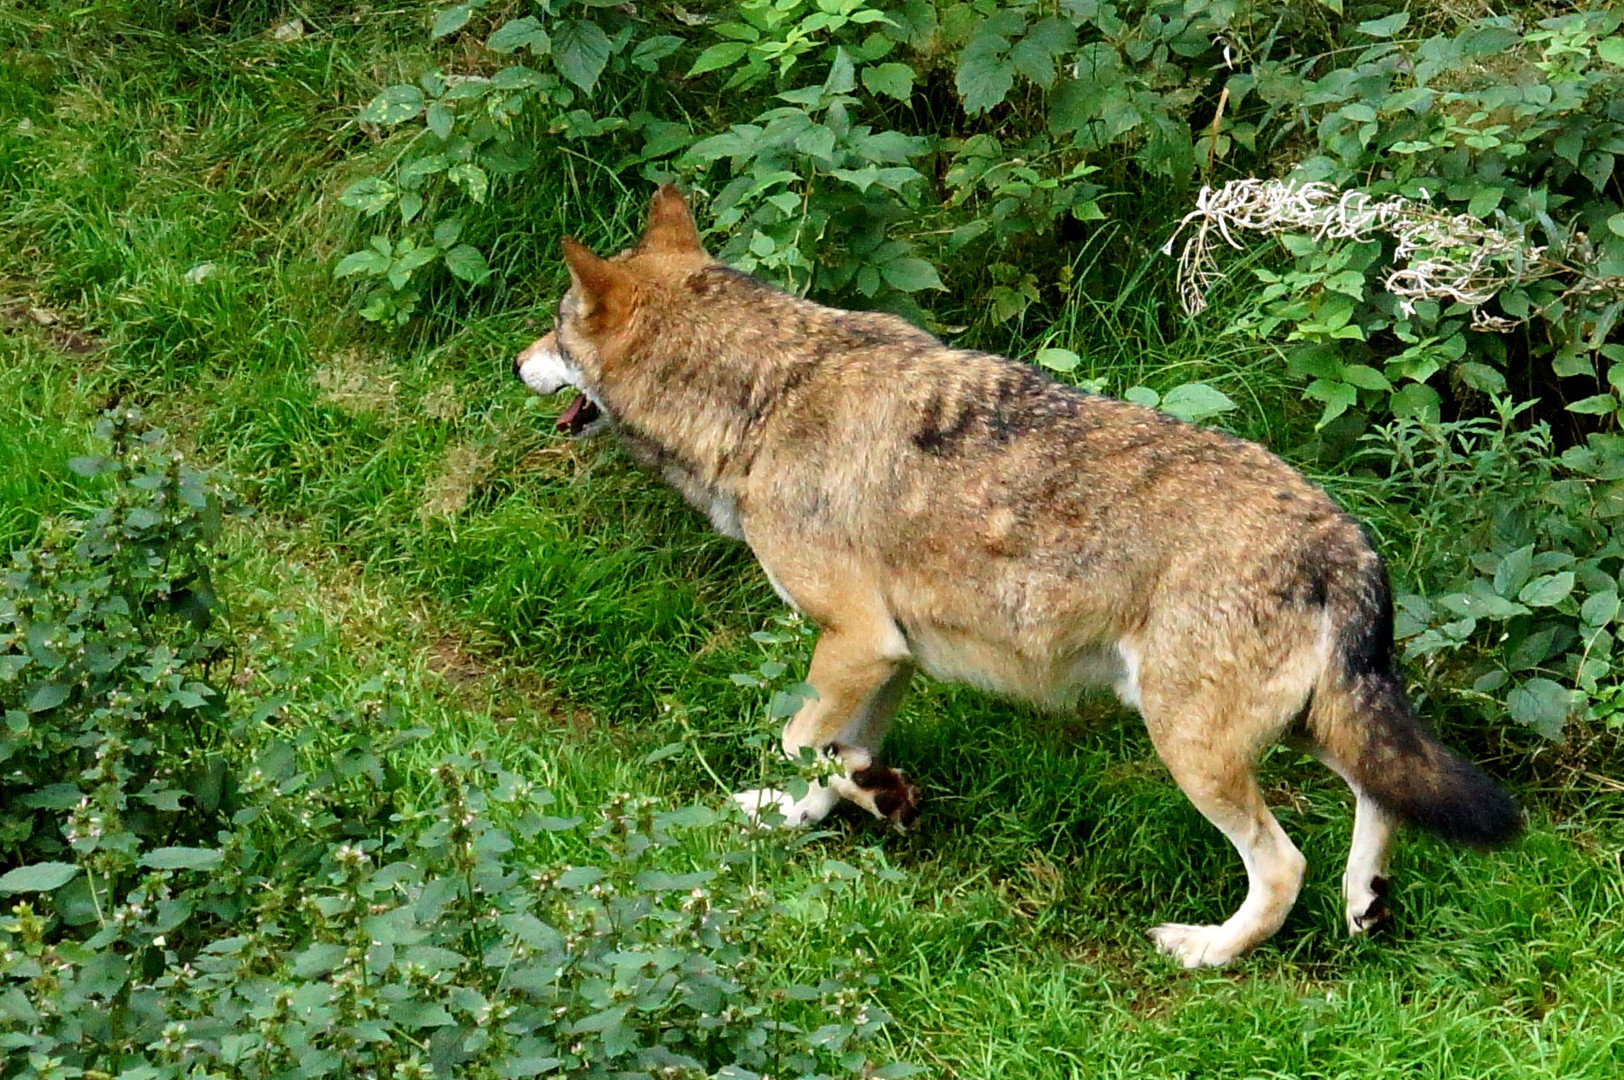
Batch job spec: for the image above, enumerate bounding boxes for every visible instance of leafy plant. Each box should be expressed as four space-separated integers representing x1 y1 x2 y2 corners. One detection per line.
1366 400 1622 739
327 1 1622 739
0 414 904 1080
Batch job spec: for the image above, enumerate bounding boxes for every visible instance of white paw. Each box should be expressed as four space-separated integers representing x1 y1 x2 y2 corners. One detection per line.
1149 923 1241 969
1344 875 1391 936
732 788 815 828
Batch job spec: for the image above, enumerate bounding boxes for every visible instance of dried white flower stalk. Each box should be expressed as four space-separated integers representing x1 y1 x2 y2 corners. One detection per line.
1163 178 1624 331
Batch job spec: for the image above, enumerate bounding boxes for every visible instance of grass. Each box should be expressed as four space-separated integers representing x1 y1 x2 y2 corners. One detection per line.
3 4 1623 1076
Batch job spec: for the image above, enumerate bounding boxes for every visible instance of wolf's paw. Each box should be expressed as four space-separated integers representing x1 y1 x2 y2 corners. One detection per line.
850 765 921 831
732 788 799 826
1345 875 1391 936
1148 923 1241 969
731 787 836 829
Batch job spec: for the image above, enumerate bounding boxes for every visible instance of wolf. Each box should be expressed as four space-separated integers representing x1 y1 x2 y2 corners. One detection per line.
512 185 1521 967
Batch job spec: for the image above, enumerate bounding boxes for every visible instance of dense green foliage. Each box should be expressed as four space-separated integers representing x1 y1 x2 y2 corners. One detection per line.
3 2 1624 1078
337 0 1624 742
1 418 902 1077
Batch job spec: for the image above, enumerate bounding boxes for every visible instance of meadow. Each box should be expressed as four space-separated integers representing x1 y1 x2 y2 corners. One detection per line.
2 3 1623 1077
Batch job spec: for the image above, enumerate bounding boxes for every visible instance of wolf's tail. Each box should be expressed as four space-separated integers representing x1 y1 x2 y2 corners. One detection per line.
1306 551 1523 848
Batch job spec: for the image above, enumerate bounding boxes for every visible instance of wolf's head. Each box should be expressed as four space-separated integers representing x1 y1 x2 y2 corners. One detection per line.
513 184 712 435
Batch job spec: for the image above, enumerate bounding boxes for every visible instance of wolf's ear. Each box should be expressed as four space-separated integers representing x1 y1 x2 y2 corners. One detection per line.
639 183 705 254
561 236 636 324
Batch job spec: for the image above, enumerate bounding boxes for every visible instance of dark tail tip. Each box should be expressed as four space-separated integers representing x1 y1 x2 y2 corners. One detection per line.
1380 742 1523 850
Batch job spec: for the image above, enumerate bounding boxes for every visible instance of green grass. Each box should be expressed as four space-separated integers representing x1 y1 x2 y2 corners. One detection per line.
3 5 1622 1076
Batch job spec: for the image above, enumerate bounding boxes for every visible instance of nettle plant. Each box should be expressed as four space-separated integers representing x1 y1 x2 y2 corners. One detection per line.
0 409 238 876
335 0 657 324
1168 10 1624 738
333 0 1286 325
0 415 906 1080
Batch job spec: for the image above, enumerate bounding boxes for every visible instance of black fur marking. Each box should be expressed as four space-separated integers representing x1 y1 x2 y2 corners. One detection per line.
1342 550 1395 678
1358 875 1392 931
911 363 1090 456
1276 540 1335 609
852 765 920 827
912 392 981 455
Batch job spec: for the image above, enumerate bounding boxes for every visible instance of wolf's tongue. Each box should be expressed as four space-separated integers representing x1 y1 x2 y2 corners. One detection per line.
556 392 600 435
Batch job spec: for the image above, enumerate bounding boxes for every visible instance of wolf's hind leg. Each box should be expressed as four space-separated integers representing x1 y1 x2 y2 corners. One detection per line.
1288 740 1396 934
1342 789 1396 934
1141 695 1307 967
734 621 916 830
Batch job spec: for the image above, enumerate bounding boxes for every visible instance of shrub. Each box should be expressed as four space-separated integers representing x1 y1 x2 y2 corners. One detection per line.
330 2 1623 744
0 414 903 1080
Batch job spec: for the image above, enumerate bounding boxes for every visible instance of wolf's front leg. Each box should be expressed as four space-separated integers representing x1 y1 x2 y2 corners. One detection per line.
733 621 917 830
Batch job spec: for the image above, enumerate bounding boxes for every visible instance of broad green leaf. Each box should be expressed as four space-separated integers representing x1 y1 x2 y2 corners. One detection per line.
432 3 473 39
1582 151 1615 193
631 35 682 72
1390 382 1442 421
339 178 396 215
360 85 424 125
1458 362 1506 395
1124 386 1160 408
551 19 612 90
444 244 491 284
1438 590 1530 619
1519 572 1575 608
1506 677 1575 739
397 153 447 190
486 16 547 54
956 30 1015 114
67 455 108 476
388 245 438 290
24 681 69 712
1356 12 1409 37
862 62 914 100
1035 347 1081 372
491 65 548 91
1567 393 1618 416
1008 17 1075 90
1582 590 1620 627
426 102 454 140
879 256 944 293
687 41 749 78
334 248 391 278
1493 545 1535 598
292 941 347 978
0 862 79 894
1508 627 1559 672
1598 36 1624 67
824 47 855 95
141 847 223 870
1159 382 1238 423
1339 364 1390 391
794 124 836 161
446 162 489 203
1468 186 1502 218
1609 212 1624 239
1324 270 1366 298
1305 378 1357 428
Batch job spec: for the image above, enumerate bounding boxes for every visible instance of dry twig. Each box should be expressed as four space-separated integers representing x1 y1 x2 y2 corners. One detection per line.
1163 178 1624 330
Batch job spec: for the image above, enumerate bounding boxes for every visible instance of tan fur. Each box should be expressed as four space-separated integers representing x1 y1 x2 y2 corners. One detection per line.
513 185 1519 967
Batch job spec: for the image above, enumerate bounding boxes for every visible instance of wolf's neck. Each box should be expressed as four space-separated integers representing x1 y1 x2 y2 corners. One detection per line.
601 323 813 488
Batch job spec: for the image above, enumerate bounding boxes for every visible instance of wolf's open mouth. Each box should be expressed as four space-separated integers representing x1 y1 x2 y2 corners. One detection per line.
556 392 600 435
